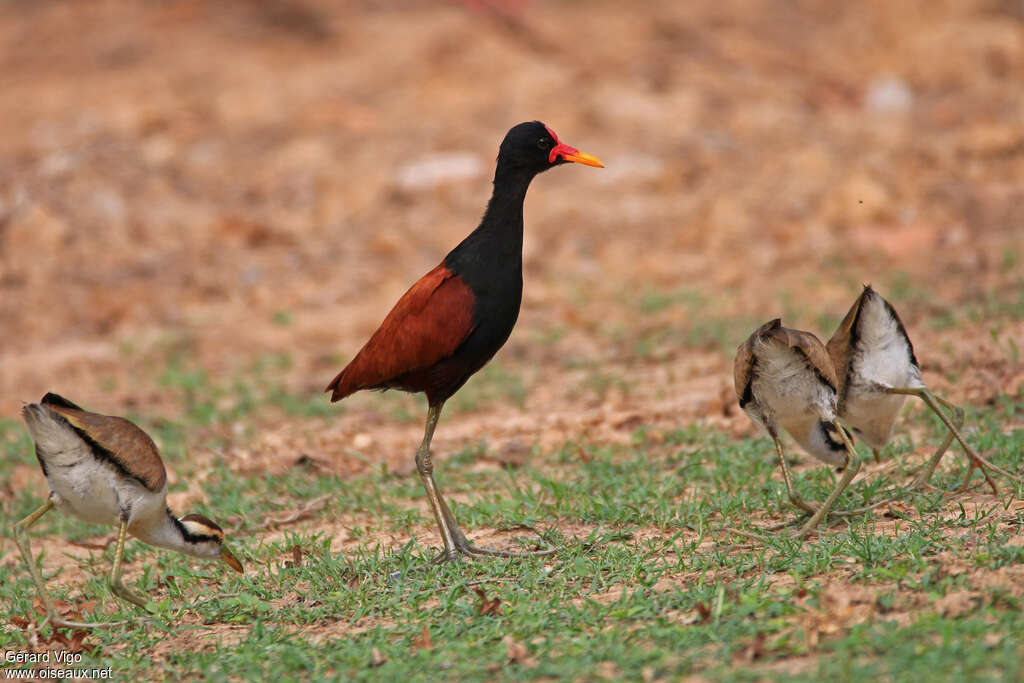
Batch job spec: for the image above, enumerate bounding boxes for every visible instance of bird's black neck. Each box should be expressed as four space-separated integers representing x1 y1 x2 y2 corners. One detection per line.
446 166 535 273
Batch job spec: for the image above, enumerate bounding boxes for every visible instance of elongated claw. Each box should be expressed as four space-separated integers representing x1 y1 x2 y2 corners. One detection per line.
430 527 555 563
109 580 150 609
44 613 129 630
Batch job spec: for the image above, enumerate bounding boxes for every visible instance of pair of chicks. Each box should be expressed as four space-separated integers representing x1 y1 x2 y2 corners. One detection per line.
735 285 1016 538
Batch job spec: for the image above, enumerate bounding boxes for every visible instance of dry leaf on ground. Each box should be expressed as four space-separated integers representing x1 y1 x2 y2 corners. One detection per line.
474 587 503 616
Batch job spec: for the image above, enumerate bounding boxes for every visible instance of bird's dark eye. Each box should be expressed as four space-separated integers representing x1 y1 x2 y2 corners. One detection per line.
537 138 551 150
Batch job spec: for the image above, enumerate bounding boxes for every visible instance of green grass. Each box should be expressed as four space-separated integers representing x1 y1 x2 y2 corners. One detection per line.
1 393 1022 680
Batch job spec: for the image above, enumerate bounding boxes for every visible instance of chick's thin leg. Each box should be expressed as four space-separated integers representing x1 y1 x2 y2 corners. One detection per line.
108 520 149 609
886 387 1019 494
14 499 126 628
795 420 862 539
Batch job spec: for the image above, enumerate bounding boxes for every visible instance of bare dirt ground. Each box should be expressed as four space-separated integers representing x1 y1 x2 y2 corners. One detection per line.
1 0 1022 671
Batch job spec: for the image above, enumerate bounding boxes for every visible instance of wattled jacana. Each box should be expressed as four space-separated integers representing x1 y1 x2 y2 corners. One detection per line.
16 393 243 628
735 319 862 538
827 285 1019 492
326 121 602 561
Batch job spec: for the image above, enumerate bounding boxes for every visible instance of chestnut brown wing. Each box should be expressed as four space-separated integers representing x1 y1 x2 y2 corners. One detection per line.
326 264 476 402
766 323 839 391
826 286 871 399
41 393 166 492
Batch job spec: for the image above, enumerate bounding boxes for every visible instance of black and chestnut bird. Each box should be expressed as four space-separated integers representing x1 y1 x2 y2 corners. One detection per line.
826 285 1020 492
326 121 602 561
734 319 862 538
14 393 243 628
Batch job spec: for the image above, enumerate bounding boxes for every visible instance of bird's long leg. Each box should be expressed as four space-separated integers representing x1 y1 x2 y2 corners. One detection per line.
795 420 862 539
108 520 149 609
905 400 958 491
13 499 125 629
885 387 1020 494
416 403 554 563
415 403 460 561
773 436 817 516
13 500 61 619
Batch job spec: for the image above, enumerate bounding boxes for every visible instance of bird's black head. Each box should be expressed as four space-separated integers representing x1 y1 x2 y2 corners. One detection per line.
496 121 603 176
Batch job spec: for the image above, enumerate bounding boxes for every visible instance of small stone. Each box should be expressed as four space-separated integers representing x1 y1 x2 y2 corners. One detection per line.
864 75 913 115
395 152 483 190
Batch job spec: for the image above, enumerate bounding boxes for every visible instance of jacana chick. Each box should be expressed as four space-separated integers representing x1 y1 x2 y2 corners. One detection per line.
827 285 1018 492
14 393 243 629
735 319 861 538
326 121 602 562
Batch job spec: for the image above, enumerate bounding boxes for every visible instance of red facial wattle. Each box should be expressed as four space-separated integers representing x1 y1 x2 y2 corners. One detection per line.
544 125 563 163
544 124 604 168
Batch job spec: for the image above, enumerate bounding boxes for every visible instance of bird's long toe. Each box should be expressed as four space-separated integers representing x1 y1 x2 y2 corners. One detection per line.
430 538 555 562
109 581 150 610
45 611 129 630
452 533 555 559
431 548 465 565
786 495 818 516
